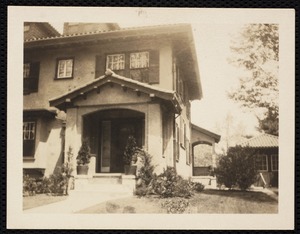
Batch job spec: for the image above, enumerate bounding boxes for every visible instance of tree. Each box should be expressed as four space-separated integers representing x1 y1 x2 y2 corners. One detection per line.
228 24 279 135
215 146 258 190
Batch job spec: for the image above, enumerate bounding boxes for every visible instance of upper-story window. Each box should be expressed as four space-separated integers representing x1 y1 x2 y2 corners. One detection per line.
97 50 159 84
23 62 40 94
130 52 149 69
106 54 125 71
56 58 74 79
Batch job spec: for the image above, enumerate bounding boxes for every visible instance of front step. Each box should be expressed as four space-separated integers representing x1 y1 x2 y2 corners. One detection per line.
73 174 136 193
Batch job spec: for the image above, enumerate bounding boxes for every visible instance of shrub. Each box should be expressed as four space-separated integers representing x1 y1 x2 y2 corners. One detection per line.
23 174 37 196
135 148 156 196
76 140 91 165
215 146 257 190
161 198 189 214
192 182 205 192
123 135 138 165
150 167 194 198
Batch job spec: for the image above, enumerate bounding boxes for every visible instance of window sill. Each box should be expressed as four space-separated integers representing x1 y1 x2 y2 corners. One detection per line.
54 77 74 80
23 157 35 162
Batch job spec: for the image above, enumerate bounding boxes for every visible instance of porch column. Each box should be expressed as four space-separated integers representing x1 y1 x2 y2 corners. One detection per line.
64 107 82 174
147 103 164 174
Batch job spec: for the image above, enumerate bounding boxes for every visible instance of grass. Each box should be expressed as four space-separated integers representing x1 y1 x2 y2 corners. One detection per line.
23 194 68 210
78 189 278 214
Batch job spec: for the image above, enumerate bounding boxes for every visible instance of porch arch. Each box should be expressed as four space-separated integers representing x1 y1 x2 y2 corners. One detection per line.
82 108 145 173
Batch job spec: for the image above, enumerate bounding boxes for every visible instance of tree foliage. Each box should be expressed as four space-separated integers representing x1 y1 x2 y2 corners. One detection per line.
228 24 279 135
215 146 258 190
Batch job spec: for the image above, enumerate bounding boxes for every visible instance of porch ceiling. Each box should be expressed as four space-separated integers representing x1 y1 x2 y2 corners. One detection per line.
49 72 182 113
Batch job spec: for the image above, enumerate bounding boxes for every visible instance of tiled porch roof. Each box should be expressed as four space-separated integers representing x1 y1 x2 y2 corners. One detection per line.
49 71 183 113
239 133 278 148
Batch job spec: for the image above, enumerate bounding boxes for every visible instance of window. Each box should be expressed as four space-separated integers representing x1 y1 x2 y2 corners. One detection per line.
106 54 125 71
179 117 186 149
23 121 36 157
23 63 30 78
56 58 74 79
23 62 40 94
271 154 278 171
255 154 268 171
174 122 180 162
102 51 159 84
130 52 149 69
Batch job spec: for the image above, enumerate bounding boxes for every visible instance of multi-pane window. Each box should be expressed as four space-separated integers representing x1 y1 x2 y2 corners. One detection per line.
23 63 30 78
106 54 125 71
57 59 74 79
271 154 278 171
100 50 159 84
130 52 149 69
23 62 40 94
255 154 268 171
23 121 36 157
23 122 35 140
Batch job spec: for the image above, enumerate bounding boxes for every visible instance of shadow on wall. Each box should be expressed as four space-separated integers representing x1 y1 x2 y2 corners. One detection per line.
53 122 66 174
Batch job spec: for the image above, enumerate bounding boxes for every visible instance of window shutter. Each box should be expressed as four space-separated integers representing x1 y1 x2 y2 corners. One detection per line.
95 55 105 78
148 50 159 84
30 62 40 92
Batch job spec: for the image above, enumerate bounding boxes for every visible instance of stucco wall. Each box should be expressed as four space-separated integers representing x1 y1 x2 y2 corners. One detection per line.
23 118 64 176
24 38 173 110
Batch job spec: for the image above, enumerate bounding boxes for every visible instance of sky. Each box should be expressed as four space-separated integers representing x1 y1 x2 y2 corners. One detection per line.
50 21 259 137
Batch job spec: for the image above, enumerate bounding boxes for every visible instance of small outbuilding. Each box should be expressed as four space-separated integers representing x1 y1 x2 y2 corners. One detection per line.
239 133 278 187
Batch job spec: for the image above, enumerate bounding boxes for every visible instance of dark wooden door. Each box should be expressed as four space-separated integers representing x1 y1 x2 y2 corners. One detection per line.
98 119 143 173
111 120 143 173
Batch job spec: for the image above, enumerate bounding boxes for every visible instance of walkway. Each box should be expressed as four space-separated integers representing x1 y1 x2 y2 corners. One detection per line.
24 190 133 214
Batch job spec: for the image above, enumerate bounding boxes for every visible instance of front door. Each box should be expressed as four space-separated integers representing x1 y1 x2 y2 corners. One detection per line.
98 119 143 173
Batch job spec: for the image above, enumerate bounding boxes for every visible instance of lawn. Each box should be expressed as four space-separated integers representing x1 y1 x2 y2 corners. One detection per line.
78 189 278 214
23 194 68 210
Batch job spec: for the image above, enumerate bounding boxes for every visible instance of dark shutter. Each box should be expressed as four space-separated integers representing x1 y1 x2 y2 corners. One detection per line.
30 62 40 92
148 50 160 84
95 55 105 78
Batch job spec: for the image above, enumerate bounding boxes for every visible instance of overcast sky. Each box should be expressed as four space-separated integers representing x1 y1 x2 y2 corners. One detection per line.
50 21 258 136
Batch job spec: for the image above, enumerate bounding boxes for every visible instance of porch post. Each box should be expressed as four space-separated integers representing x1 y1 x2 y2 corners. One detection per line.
147 103 164 174
65 107 82 175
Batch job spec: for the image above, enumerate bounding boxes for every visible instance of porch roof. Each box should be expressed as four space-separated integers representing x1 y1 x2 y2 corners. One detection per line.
238 133 278 148
49 71 183 113
23 108 57 118
191 124 221 143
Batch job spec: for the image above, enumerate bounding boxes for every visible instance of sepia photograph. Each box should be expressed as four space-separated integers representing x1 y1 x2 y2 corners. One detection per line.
7 7 294 229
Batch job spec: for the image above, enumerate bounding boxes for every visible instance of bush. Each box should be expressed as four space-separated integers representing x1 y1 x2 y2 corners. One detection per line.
150 167 194 198
76 140 91 165
23 174 37 196
215 146 257 190
135 148 155 197
161 198 189 214
192 182 205 192
23 147 74 196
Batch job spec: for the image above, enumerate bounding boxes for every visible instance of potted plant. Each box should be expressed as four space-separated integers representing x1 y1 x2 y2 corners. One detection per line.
123 135 138 175
76 140 91 175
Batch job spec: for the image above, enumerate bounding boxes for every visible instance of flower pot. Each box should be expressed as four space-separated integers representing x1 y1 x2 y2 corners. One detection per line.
76 165 89 175
124 165 137 175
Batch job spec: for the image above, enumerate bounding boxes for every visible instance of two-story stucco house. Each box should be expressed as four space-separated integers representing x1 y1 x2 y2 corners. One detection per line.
23 22 220 185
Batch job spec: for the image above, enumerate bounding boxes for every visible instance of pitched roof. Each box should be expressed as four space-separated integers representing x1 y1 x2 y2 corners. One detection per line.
24 23 202 100
239 133 278 148
49 71 183 113
191 124 221 143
